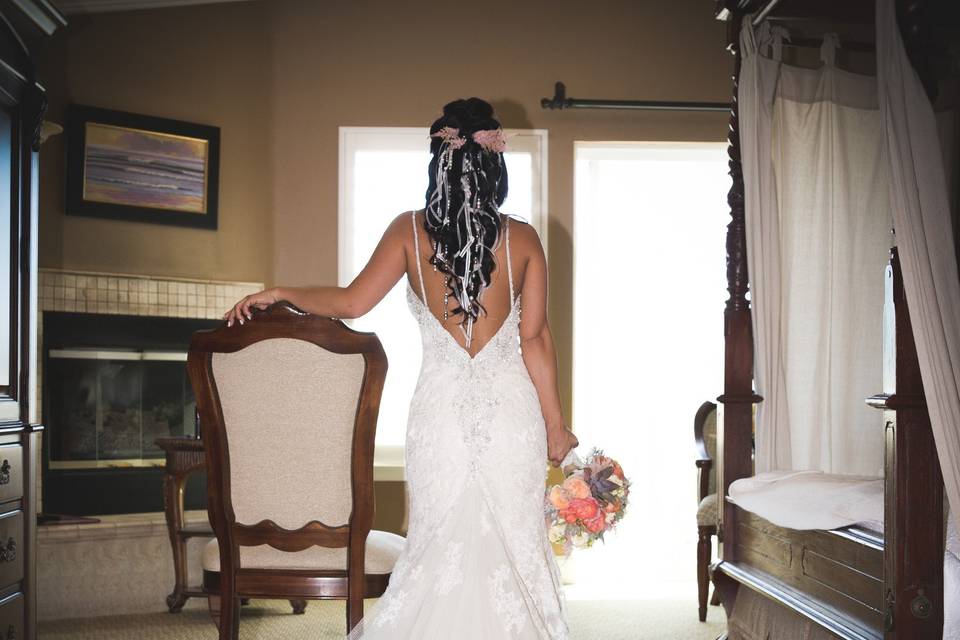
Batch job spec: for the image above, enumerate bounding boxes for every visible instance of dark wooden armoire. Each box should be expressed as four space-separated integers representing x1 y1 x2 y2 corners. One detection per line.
0 1 65 638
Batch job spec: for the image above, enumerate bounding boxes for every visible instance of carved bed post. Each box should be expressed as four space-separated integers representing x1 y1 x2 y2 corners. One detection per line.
712 2 759 616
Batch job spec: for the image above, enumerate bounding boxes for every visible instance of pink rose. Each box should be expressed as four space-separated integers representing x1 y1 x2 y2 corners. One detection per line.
584 511 607 533
567 497 600 521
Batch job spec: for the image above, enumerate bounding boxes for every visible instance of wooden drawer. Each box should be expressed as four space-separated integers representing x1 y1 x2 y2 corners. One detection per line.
0 446 23 505
0 593 23 640
0 512 23 592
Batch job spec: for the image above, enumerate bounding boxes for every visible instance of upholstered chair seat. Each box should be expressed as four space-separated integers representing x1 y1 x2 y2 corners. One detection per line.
697 493 719 528
202 530 404 574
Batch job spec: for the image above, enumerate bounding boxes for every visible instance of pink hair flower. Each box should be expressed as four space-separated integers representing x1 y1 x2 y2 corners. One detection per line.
430 126 466 149
472 129 508 153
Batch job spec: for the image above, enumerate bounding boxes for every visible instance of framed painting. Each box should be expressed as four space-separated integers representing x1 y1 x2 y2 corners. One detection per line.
65 104 220 229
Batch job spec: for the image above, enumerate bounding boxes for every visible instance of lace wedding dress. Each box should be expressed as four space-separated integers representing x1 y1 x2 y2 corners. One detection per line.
346 212 569 639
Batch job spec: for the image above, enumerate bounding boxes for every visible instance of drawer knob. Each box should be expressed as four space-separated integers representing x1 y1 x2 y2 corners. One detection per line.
0 538 16 563
0 460 10 486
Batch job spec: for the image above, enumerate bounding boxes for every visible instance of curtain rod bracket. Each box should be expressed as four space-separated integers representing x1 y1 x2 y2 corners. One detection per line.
540 81 731 113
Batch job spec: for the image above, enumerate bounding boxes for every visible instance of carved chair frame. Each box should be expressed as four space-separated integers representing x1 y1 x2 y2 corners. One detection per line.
187 301 388 637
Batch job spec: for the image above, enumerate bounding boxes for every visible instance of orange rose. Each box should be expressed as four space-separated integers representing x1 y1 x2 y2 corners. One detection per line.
563 476 591 500
612 461 624 480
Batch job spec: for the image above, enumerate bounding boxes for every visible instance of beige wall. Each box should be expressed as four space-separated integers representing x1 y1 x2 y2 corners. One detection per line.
37 0 273 284
36 0 731 487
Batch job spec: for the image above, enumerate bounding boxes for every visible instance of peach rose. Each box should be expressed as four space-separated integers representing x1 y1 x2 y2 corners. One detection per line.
548 485 570 510
563 476 591 500
603 498 622 513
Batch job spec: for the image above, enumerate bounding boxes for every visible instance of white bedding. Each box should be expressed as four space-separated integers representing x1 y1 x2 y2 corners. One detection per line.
728 471 959 638
727 470 884 530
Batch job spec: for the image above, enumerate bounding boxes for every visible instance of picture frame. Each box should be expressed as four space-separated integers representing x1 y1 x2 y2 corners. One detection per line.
65 104 220 230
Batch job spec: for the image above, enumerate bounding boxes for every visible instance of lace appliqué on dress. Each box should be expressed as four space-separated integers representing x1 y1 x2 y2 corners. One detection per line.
433 541 465 596
488 564 529 636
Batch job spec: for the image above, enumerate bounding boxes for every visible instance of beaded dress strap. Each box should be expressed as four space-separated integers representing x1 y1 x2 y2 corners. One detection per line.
505 216 515 304
411 211 428 308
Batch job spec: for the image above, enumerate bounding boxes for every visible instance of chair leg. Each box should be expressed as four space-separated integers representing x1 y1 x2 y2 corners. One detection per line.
290 599 307 614
207 594 221 630
711 587 721 606
218 594 240 640
697 526 712 622
346 586 363 631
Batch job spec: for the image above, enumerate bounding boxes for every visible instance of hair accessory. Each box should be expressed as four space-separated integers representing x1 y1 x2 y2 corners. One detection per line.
471 129 508 153
425 115 507 348
430 126 466 149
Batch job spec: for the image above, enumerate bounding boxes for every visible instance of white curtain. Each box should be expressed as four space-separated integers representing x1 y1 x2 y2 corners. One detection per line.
740 19 890 476
876 0 960 533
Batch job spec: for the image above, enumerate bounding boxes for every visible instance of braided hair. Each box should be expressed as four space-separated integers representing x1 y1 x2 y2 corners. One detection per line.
423 97 509 347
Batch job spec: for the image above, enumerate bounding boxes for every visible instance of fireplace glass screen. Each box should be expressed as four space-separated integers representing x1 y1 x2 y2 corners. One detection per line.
46 349 196 468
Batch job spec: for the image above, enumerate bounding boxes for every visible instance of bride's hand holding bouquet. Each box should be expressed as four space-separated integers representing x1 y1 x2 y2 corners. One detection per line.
547 422 579 467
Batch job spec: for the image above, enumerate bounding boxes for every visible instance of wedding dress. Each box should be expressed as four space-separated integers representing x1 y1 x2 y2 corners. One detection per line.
346 212 569 639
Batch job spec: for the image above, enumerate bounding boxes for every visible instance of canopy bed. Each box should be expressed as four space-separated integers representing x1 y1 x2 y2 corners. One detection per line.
710 0 960 639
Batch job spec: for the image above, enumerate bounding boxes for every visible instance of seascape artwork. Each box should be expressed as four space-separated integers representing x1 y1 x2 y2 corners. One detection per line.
82 122 210 214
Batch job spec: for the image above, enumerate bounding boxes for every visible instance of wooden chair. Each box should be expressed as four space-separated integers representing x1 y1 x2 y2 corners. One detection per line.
187 300 403 639
693 400 720 621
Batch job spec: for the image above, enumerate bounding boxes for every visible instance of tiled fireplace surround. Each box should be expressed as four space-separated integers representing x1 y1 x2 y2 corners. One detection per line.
36 268 264 620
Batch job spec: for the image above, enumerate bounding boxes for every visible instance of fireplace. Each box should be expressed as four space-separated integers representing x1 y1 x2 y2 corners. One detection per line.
36 270 264 516
42 311 221 515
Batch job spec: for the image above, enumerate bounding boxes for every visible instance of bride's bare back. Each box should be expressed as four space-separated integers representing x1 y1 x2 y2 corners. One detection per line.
405 209 528 359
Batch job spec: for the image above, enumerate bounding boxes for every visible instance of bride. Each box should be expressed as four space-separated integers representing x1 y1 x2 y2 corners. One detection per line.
223 97 578 639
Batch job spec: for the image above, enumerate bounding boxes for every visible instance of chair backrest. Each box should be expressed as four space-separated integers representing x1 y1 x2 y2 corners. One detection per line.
694 401 718 499
188 301 387 566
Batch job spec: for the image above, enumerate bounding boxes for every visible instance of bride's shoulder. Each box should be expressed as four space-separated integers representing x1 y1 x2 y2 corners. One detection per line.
502 215 543 256
384 210 419 236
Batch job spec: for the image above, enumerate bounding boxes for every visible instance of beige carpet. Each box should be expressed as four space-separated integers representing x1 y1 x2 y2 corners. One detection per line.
39 596 726 640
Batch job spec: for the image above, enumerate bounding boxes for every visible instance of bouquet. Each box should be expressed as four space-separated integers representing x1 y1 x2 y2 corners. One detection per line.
544 447 630 554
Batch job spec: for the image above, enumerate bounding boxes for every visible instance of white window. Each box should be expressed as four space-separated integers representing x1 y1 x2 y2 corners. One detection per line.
338 127 547 477
571 142 729 597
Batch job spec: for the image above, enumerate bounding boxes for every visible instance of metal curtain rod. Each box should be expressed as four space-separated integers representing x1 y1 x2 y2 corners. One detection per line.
540 82 730 112
752 0 784 26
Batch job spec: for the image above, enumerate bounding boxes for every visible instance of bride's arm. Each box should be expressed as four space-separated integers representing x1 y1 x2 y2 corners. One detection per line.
224 213 408 326
518 228 579 466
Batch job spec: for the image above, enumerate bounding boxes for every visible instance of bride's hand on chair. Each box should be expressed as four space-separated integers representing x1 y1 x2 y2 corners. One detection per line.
224 288 280 327
547 423 579 467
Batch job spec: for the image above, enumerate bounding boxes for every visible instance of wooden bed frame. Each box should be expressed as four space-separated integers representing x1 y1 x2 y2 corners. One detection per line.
710 1 953 638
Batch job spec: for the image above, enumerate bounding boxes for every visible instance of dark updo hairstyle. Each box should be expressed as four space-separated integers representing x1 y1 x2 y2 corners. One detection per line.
423 97 509 340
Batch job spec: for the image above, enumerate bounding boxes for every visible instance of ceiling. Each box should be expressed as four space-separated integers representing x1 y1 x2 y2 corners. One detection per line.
51 0 254 15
